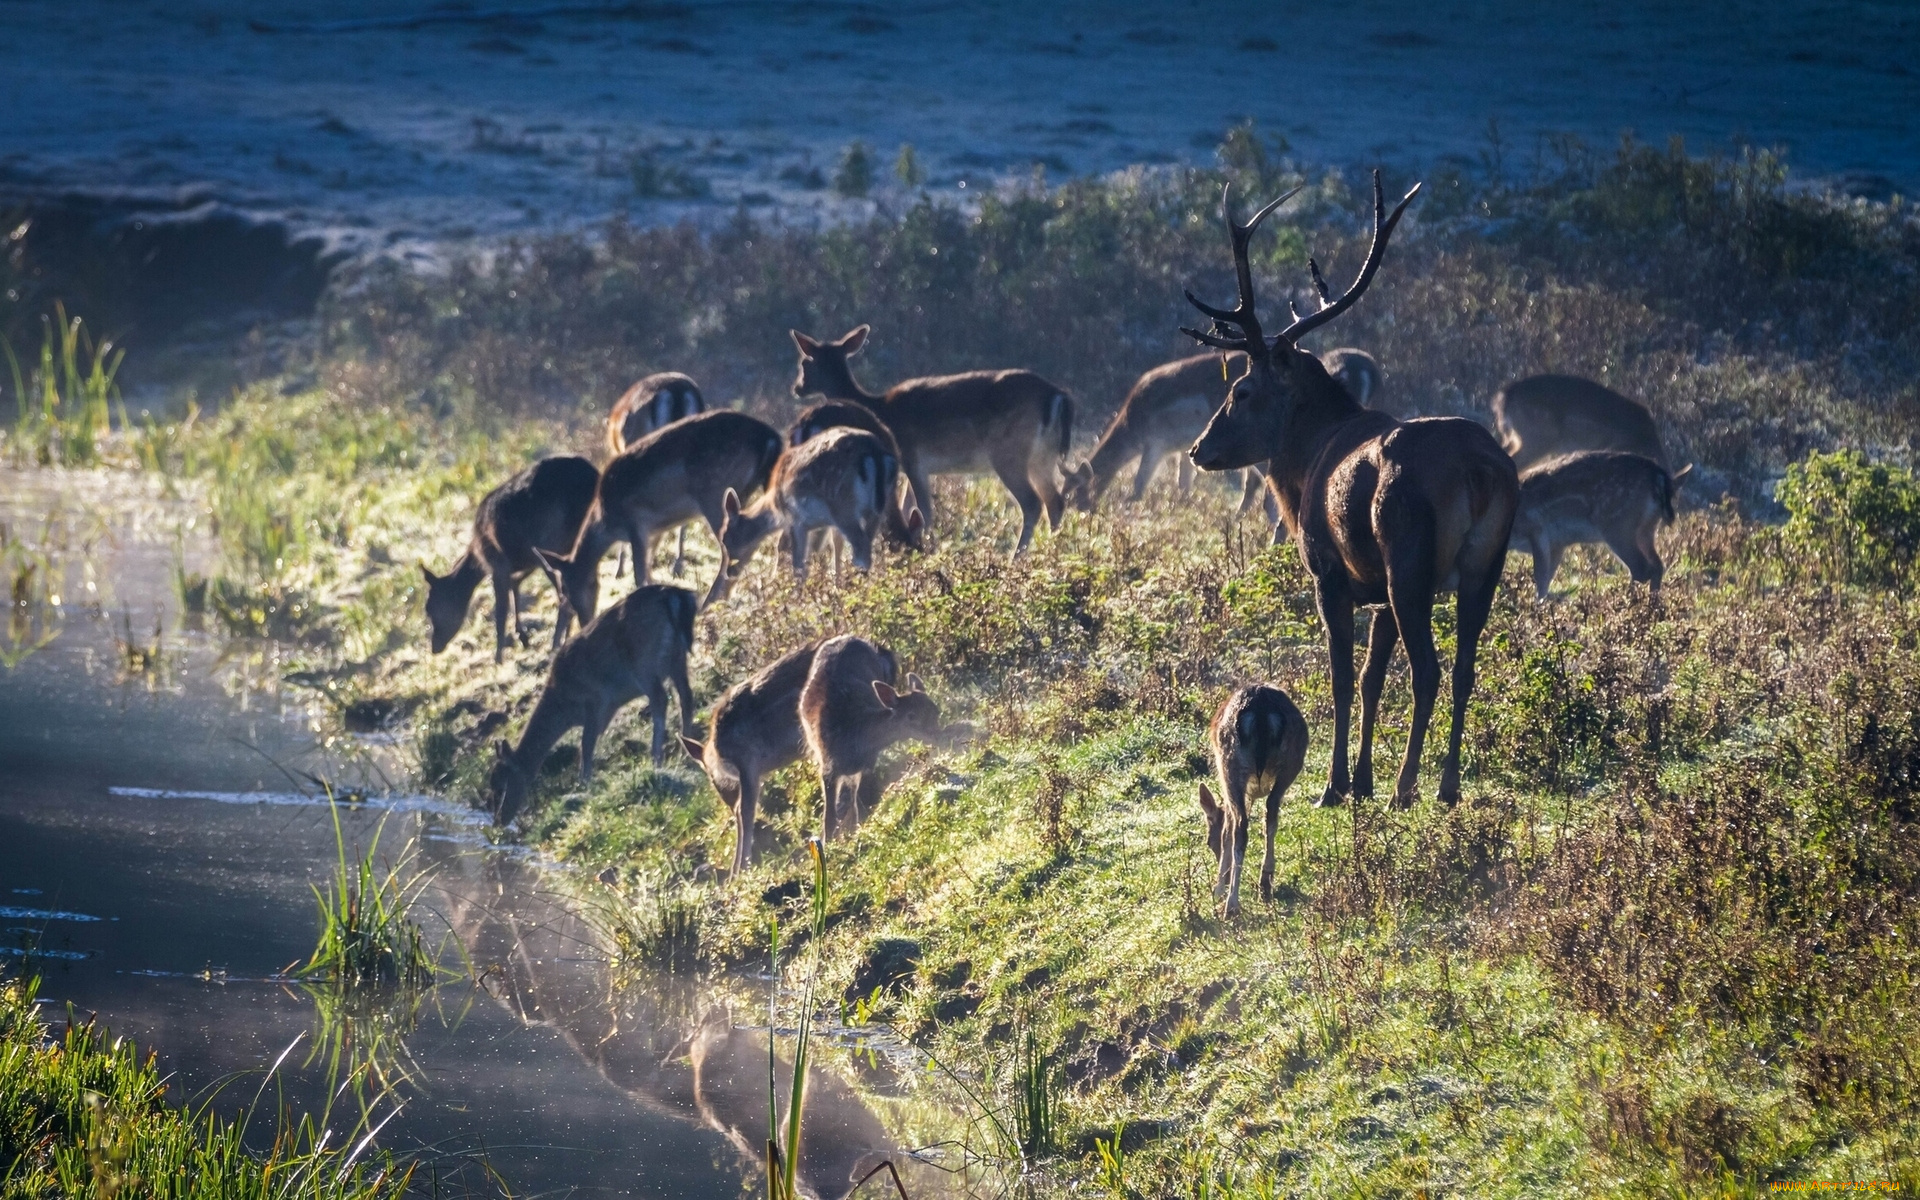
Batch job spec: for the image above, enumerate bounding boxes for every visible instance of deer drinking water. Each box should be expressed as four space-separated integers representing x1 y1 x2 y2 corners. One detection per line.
1197 684 1308 916
485 584 698 825
539 410 783 629
789 325 1074 552
679 640 820 873
800 635 955 842
422 455 598 662
706 428 922 606
1493 375 1667 472
1512 451 1689 597
1186 172 1519 808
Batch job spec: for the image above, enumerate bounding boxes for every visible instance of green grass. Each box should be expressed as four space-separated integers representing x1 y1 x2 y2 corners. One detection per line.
1 304 120 468
302 801 434 993
12 134 1920 1196
0 976 410 1199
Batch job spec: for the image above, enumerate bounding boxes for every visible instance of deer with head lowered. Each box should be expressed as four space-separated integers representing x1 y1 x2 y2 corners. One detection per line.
538 409 783 630
801 635 964 842
1197 684 1308 916
680 640 818 873
606 371 707 577
422 455 598 663
485 584 698 825
1513 450 1690 598
1493 374 1667 473
706 428 923 606
1186 171 1519 808
789 326 1074 553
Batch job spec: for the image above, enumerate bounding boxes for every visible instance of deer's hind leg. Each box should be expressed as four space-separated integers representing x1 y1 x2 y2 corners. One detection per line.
1222 769 1252 917
1260 723 1308 902
993 452 1048 554
1354 608 1400 801
490 572 514 662
1383 516 1442 809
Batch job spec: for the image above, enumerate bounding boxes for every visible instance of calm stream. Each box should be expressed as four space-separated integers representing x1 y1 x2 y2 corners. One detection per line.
0 467 942 1199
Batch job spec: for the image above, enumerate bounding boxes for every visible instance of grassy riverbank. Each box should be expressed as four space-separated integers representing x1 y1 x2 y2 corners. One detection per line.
8 134 1919 1195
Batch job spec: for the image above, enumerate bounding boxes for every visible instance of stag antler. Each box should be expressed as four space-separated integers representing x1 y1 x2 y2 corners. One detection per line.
1274 169 1421 344
1181 182 1303 354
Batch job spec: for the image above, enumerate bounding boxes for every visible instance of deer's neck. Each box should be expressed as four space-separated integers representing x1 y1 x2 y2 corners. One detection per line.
818 360 886 410
509 684 579 775
446 548 488 597
1083 417 1141 489
727 501 783 560
1269 379 1371 522
839 708 915 768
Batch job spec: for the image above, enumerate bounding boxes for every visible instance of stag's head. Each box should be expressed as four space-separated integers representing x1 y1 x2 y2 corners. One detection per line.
1187 172 1419 472
790 325 869 400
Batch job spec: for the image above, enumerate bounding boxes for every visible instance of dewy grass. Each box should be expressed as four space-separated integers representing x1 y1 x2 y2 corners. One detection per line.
1012 1025 1058 1164
0 975 411 1198
1 303 121 467
302 798 434 993
766 840 827 1200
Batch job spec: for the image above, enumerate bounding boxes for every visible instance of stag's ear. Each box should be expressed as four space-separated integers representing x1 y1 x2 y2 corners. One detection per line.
790 329 820 356
1197 782 1221 819
722 488 741 519
872 680 900 709
905 672 925 693
839 324 870 355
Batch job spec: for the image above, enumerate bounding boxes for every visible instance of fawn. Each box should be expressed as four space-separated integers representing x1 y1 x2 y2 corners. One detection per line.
800 635 955 842
485 584 697 824
1197 684 1308 915
679 640 821 873
422 454 598 662
1512 451 1690 597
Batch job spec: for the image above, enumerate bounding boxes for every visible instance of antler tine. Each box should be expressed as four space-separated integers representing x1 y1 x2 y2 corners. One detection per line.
1276 169 1422 345
1183 183 1305 355
1307 258 1332 308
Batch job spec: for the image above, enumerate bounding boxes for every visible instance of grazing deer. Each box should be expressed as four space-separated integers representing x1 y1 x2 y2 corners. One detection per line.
800 635 952 842
707 429 923 606
785 402 922 551
680 641 820 873
485 584 698 825
539 410 783 630
607 371 708 577
1493 375 1667 472
1186 171 1518 809
1065 351 1247 509
422 455 598 662
1512 451 1690 598
1197 684 1308 915
789 326 1074 552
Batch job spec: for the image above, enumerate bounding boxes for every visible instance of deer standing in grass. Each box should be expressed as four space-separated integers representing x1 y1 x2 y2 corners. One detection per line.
800 635 956 842
1186 172 1518 808
1197 684 1308 915
782 401 922 572
539 410 783 629
707 428 923 606
422 455 598 662
1512 451 1690 597
1493 375 1667 472
485 584 698 825
789 326 1074 553
680 641 820 873
606 371 707 577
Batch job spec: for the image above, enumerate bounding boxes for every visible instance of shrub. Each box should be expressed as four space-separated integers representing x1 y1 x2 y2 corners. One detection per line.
1777 449 1920 586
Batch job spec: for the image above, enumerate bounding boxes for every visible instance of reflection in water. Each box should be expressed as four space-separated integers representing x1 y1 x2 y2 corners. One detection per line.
0 466 963 1198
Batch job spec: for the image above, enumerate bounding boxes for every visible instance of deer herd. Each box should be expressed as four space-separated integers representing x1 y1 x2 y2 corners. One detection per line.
421 170 1690 910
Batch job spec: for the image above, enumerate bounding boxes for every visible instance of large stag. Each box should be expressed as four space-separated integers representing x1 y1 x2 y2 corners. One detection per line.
1185 173 1518 807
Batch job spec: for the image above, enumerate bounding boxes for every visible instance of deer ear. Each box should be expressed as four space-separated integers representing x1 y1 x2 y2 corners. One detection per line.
1197 782 1221 819
904 506 924 535
722 488 741 519
1672 463 1694 485
790 329 819 355
840 325 870 355
905 672 925 693
872 680 900 709
680 735 706 763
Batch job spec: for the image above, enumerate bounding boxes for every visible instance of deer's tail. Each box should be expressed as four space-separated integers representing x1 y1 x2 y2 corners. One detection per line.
1042 390 1074 460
